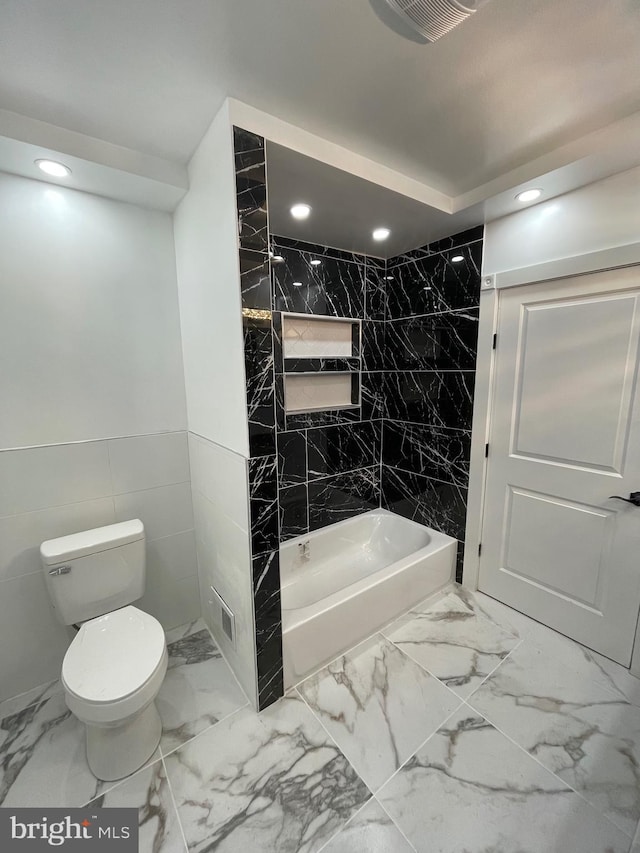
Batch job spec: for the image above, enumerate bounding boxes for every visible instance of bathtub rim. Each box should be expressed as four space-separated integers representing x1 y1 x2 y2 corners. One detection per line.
280 508 457 631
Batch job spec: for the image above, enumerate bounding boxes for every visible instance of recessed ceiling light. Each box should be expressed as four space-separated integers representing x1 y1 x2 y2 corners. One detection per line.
516 188 542 203
35 159 71 178
290 203 311 220
423 286 432 291
384 276 394 281
293 281 303 287
451 255 464 263
310 259 322 266
372 227 391 241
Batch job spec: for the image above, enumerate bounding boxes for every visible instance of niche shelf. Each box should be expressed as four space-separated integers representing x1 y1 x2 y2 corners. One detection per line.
284 373 360 415
281 313 361 415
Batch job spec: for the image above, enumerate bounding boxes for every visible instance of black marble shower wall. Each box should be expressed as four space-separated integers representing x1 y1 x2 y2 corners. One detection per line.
272 236 385 542
381 226 483 581
234 126 282 710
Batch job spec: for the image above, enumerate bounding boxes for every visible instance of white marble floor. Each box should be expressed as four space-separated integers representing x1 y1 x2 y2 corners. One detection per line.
3 591 640 852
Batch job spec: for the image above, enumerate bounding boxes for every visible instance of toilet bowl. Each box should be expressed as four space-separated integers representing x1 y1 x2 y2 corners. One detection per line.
62 605 168 781
41 519 169 782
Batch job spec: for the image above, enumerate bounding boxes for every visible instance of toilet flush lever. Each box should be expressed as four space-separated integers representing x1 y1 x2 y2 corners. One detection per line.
48 564 72 576
609 492 640 507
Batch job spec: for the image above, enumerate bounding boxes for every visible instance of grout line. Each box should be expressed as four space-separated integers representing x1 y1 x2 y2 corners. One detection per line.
0 429 189 455
379 632 471 708
384 420 472 434
82 750 164 808
158 703 250 762
460 694 636 842
287 584 453 694
307 462 379 483
386 238 483 270
0 478 193 522
313 796 377 853
460 589 634 704
355 368 476 373
378 589 523 698
290 631 390 694
384 306 480 323
0 519 196 586
293 684 376 795
382 462 469 491
0 680 62 719
374 794 418 852
304 427 310 534
461 638 524 701
160 752 190 853
371 701 465 797
285 415 384 434
105 437 116 498
111 479 192 498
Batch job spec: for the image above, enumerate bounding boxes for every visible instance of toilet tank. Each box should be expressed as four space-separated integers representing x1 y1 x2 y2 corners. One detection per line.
40 520 145 625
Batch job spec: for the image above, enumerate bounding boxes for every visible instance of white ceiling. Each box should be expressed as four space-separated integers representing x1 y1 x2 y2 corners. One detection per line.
1 0 639 201
267 142 483 257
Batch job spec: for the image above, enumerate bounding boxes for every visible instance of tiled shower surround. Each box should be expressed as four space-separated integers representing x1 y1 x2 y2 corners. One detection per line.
233 125 481 709
272 238 385 541
381 228 483 579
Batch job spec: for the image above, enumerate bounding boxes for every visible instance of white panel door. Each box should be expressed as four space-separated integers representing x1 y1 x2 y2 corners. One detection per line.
479 265 640 664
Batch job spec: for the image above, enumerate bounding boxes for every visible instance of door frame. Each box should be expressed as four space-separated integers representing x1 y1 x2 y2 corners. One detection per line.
463 239 640 672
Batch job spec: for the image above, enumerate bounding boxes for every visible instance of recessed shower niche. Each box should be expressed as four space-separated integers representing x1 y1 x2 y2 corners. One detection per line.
279 313 361 415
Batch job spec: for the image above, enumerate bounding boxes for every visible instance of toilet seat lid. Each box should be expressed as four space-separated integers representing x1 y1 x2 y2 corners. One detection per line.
62 606 166 703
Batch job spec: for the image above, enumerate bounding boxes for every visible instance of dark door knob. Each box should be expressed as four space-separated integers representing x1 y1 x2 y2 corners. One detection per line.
609 492 640 506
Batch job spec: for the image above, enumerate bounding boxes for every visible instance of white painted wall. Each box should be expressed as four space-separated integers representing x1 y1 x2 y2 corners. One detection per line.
0 173 197 703
483 165 640 275
0 432 199 702
173 100 249 456
0 172 187 449
189 433 256 706
173 102 255 705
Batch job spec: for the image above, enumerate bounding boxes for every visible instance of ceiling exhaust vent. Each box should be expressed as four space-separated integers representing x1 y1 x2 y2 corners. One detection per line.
383 0 487 42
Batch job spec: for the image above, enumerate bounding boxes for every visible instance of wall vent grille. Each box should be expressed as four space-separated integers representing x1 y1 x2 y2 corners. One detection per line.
383 0 484 41
209 585 236 647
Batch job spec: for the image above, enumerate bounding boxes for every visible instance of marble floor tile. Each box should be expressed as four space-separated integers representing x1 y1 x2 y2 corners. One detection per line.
377 705 630 853
469 638 640 837
319 798 414 853
0 679 62 721
87 757 187 853
297 635 460 791
164 695 370 853
453 586 611 666
451 585 583 655
586 650 640 709
158 628 248 755
0 690 107 807
383 592 519 699
165 617 209 645
450 586 636 700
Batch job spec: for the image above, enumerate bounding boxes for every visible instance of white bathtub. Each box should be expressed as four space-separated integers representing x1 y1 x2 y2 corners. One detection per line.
281 508 456 688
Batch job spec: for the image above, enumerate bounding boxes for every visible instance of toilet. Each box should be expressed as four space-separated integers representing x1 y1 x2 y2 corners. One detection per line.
40 520 168 782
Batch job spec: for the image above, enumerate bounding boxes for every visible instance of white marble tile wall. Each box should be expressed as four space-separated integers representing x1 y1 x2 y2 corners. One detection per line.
188 432 257 707
0 431 199 703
